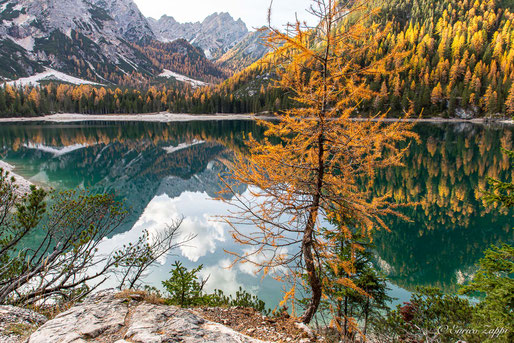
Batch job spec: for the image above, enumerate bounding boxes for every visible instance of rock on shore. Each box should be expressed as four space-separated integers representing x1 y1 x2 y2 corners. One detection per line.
22 291 268 343
0 161 33 195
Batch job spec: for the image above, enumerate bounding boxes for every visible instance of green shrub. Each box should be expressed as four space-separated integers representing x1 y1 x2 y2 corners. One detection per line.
162 261 206 307
162 261 268 314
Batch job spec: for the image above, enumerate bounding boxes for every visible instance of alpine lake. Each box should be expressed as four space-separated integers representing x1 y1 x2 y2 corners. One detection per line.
0 119 512 310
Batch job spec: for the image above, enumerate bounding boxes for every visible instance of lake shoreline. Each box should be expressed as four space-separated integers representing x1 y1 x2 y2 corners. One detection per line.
0 112 512 125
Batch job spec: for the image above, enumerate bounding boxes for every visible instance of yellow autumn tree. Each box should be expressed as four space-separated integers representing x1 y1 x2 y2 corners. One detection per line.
28 88 40 108
506 86 514 114
221 0 417 325
431 82 444 104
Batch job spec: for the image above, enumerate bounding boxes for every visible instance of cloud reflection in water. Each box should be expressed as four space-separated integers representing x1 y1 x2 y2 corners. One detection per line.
101 191 229 264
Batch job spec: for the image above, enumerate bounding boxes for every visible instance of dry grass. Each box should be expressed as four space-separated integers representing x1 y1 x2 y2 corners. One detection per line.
25 302 75 320
115 289 165 305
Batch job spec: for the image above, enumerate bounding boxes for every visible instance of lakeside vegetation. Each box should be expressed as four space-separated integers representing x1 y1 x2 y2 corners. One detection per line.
0 169 188 305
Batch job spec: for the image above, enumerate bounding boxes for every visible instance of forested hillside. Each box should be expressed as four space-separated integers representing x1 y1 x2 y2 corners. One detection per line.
134 40 230 84
372 0 514 116
0 67 282 117
180 0 514 117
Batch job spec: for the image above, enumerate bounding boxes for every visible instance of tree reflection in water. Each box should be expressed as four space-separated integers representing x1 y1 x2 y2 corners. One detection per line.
0 121 511 297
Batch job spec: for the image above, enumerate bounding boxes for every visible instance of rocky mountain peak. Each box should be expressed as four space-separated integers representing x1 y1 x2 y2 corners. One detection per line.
0 0 157 81
0 0 267 82
149 11 249 60
88 0 155 43
204 12 245 26
150 15 177 25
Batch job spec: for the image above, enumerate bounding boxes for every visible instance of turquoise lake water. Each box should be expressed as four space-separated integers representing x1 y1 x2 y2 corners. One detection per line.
0 120 512 309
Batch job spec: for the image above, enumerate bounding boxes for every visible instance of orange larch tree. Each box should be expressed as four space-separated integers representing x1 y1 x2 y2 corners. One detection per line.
221 0 417 325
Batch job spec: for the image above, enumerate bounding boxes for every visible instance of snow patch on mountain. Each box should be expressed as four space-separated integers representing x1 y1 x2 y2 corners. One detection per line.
6 68 102 86
158 69 207 87
9 36 35 51
12 13 35 26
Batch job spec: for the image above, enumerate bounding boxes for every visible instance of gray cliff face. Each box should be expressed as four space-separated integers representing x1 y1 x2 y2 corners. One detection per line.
0 0 156 80
0 0 153 43
1 0 98 35
1 0 112 47
89 0 155 43
0 0 263 81
217 28 271 71
149 12 249 59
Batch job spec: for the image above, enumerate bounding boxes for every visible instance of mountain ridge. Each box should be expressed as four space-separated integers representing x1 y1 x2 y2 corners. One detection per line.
0 0 157 83
89 0 155 43
0 0 267 86
148 12 249 60
216 28 271 73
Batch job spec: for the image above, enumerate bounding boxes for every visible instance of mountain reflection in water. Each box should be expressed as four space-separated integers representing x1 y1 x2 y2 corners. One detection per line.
0 120 512 307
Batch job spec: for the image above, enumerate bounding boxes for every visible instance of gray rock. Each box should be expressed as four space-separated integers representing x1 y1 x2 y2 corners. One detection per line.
0 306 48 326
26 291 268 343
0 161 34 195
455 107 477 119
124 303 179 343
89 0 155 43
28 291 128 343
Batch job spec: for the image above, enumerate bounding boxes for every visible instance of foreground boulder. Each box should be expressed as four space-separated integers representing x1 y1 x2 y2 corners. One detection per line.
26 291 268 343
